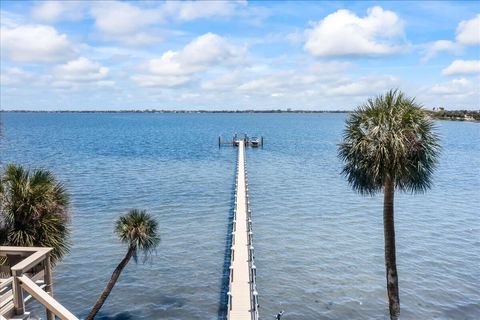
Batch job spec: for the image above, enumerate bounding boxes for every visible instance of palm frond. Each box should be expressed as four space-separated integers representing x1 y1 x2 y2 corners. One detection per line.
115 209 160 263
338 89 441 194
1 164 71 263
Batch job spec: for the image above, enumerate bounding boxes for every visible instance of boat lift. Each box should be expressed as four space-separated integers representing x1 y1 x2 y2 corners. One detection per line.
218 133 264 148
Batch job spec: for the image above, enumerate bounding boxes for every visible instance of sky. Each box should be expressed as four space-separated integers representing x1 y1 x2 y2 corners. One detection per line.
0 0 479 111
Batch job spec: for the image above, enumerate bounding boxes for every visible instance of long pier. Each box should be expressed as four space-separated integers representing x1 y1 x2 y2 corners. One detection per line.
227 140 259 320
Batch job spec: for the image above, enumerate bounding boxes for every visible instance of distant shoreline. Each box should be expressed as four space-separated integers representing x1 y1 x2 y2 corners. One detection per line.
0 109 478 122
1 109 349 114
426 110 480 122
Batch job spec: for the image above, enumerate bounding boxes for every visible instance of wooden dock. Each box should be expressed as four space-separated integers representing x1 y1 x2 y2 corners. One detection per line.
227 140 259 320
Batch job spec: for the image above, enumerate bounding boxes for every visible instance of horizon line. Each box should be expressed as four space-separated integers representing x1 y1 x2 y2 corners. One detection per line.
1 108 478 114
1 109 351 113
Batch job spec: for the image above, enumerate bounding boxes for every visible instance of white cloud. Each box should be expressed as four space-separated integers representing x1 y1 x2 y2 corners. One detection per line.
90 1 164 45
308 61 352 74
201 60 351 92
31 1 86 23
27 1 259 46
424 77 479 108
1 10 25 28
456 15 480 46
422 40 461 62
201 71 244 90
133 33 246 87
431 78 476 95
442 60 480 75
0 67 33 86
328 76 399 96
201 61 352 98
421 15 479 63
0 24 75 62
196 67 403 109
236 70 334 94
162 1 242 21
304 6 405 57
54 57 109 82
87 1 249 45
286 30 305 43
131 74 191 88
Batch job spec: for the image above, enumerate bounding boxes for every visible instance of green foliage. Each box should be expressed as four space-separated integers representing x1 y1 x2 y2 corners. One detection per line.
115 209 160 262
428 109 480 121
0 164 71 263
338 89 441 195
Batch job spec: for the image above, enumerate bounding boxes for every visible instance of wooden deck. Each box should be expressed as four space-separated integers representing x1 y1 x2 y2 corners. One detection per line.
227 141 259 320
0 246 78 320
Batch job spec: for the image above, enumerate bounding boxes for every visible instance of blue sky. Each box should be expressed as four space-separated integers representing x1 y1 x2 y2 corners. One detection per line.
1 0 479 110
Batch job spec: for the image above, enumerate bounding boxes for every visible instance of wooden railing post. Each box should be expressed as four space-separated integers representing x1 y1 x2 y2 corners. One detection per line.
12 269 25 316
44 253 55 320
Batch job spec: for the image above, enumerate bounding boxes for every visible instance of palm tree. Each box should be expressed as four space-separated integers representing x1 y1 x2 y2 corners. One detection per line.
338 89 440 319
86 209 160 320
0 164 70 263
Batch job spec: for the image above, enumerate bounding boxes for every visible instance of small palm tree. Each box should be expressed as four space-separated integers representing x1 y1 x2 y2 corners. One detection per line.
0 164 70 263
86 209 160 320
338 90 440 319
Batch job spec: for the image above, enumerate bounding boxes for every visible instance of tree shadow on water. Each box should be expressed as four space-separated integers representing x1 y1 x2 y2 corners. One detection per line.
91 312 135 320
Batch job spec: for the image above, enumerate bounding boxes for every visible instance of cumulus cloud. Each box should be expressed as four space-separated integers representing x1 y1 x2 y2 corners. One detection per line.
31 1 86 23
198 66 402 109
422 40 461 62
53 57 109 83
431 78 476 95
422 15 479 62
132 33 246 87
198 60 396 103
201 61 352 97
304 6 405 57
90 1 164 45
456 15 480 46
442 60 480 75
85 1 249 45
0 24 75 62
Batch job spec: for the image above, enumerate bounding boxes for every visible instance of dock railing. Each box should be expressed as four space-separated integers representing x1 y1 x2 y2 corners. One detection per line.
0 246 78 320
226 141 259 320
245 161 259 320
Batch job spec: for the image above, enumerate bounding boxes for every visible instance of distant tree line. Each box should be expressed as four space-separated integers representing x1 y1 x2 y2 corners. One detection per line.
427 109 480 121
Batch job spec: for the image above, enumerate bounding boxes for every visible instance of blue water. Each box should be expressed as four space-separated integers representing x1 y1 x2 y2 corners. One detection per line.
1 112 479 320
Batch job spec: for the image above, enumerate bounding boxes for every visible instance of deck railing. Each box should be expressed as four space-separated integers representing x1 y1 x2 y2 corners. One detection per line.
0 246 78 320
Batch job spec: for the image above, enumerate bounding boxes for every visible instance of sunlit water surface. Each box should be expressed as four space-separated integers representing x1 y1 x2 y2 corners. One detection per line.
1 112 479 320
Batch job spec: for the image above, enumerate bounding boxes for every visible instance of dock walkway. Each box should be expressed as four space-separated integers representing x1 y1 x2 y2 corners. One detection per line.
227 140 259 320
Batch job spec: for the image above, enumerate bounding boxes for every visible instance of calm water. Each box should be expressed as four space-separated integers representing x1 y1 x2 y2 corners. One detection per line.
1 112 479 320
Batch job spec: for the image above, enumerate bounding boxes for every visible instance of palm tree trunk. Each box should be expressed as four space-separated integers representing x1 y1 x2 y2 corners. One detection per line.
383 177 400 319
85 246 135 320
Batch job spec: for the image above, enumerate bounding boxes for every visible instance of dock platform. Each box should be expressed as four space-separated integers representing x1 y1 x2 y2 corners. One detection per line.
227 140 259 320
